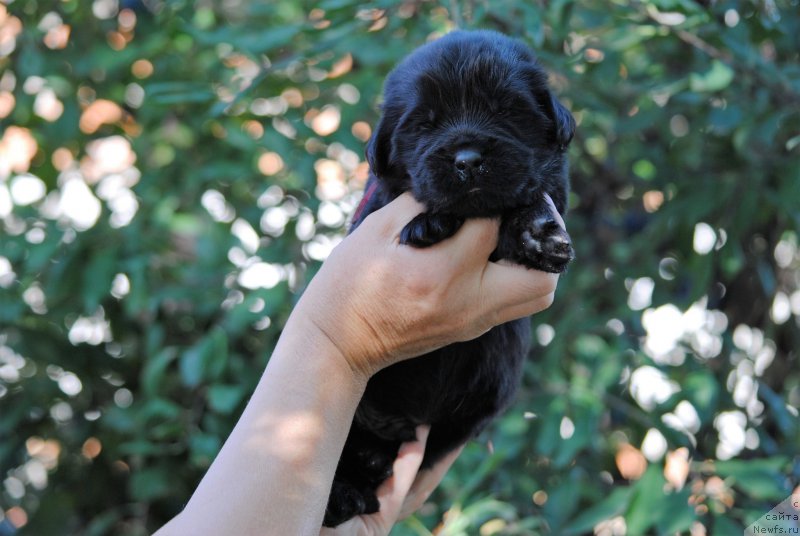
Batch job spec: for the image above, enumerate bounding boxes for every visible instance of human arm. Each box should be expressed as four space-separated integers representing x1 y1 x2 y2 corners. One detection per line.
154 193 560 535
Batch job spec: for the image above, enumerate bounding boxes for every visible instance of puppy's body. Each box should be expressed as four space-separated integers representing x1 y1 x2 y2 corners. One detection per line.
324 31 575 527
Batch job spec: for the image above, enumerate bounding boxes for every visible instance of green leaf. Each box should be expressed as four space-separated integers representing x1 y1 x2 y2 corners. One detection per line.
535 397 566 457
683 371 720 424
632 159 656 181
625 465 664 534
118 440 171 456
208 384 247 414
141 348 178 396
714 457 791 501
656 488 696 534
139 398 183 423
188 24 303 55
562 487 633 535
179 326 229 387
758 383 800 436
690 60 735 92
189 433 221 465
179 343 207 388
129 466 173 501
101 407 137 433
144 82 216 105
553 404 598 467
20 491 75 535
85 510 123 536
0 297 24 323
81 247 118 311
543 474 583 532
206 327 229 379
709 103 743 134
712 512 744 536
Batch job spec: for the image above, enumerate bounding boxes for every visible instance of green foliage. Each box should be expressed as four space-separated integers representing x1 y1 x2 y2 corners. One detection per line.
1 0 799 534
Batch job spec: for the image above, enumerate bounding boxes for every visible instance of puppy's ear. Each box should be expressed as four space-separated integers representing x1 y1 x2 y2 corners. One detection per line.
542 91 576 151
366 105 402 180
366 115 390 177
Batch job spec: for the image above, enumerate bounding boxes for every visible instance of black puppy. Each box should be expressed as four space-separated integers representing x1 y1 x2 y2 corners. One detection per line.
324 30 575 527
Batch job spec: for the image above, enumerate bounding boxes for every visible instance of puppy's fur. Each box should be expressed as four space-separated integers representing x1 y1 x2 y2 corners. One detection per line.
323 30 575 527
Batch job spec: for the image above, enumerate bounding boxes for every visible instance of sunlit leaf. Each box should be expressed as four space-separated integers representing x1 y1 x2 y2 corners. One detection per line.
689 60 735 93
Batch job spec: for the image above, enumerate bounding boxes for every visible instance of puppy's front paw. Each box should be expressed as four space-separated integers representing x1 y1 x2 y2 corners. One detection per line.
400 212 464 247
521 216 574 273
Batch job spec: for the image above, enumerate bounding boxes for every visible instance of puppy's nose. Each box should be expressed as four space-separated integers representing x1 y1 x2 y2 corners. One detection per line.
454 149 483 174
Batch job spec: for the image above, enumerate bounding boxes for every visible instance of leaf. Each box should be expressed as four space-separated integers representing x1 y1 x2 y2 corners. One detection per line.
624 465 664 534
655 488 696 534
543 475 583 532
20 491 75 535
189 433 221 465
605 23 659 51
573 334 607 358
129 466 173 501
758 383 800 436
690 60 735 92
562 487 633 535
535 397 566 457
205 327 229 379
553 404 598 467
139 398 183 423
101 406 136 433
81 247 118 311
85 510 123 536
179 326 229 387
452 448 509 505
118 440 171 456
144 82 216 105
188 24 303 55
683 371 720 424
141 348 177 396
709 103 744 134
714 457 791 501
0 299 24 323
712 512 744 536
319 0 361 9
207 384 247 414
179 342 206 388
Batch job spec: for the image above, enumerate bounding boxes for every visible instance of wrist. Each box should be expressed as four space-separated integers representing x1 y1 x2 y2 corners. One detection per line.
280 305 373 391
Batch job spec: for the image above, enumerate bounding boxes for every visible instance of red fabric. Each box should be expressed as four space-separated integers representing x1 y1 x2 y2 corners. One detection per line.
352 180 379 225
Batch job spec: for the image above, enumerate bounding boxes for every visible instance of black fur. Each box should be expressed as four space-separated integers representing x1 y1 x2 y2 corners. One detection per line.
323 30 575 527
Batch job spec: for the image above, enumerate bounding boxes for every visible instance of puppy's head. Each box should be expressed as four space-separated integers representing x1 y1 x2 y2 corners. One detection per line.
367 30 575 216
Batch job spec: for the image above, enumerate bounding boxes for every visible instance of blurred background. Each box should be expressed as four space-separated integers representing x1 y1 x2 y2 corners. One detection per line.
1 0 798 534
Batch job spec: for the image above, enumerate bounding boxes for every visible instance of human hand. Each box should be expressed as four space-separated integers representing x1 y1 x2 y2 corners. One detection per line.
291 192 561 380
319 426 463 536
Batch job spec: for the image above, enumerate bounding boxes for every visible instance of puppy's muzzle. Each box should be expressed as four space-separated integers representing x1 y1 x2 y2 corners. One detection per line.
454 148 483 182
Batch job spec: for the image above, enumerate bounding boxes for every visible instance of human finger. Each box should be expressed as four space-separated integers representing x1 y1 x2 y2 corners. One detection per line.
359 192 425 238
374 426 430 524
482 263 559 324
397 443 465 520
444 217 501 265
